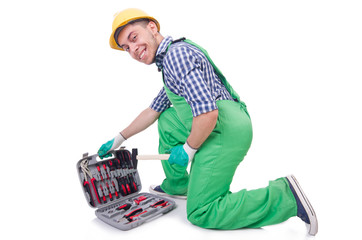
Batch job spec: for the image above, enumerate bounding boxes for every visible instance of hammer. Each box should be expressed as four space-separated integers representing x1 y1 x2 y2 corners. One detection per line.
131 148 170 168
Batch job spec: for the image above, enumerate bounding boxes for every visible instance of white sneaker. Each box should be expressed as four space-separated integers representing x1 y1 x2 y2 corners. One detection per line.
286 175 318 236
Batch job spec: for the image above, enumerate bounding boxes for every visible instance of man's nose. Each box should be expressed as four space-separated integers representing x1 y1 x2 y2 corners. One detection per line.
129 43 139 55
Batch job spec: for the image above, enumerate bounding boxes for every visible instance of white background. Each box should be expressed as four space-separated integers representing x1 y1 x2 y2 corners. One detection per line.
1 1 361 239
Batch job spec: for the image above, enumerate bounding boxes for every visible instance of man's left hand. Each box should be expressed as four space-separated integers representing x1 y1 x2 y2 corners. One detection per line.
166 142 198 167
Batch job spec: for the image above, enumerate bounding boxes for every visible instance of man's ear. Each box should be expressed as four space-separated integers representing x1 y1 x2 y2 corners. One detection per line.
147 21 159 34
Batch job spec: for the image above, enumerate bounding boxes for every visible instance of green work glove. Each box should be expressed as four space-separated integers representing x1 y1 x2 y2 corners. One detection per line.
98 133 126 159
166 142 198 167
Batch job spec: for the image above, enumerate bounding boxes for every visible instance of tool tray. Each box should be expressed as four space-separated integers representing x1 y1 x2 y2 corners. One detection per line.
76 148 176 230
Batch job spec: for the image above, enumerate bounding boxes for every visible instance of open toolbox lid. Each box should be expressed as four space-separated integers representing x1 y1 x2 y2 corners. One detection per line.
76 147 142 208
76 147 176 230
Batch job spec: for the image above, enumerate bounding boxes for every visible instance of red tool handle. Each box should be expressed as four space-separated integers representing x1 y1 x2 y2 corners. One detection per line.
124 208 143 219
128 210 148 221
102 164 110 179
105 182 113 201
96 165 103 181
134 196 147 205
112 181 119 198
151 200 165 207
99 184 107 203
91 178 101 204
83 181 95 207
116 203 131 211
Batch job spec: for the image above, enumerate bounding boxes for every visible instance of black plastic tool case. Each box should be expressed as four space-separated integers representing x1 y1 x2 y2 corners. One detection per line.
77 148 176 230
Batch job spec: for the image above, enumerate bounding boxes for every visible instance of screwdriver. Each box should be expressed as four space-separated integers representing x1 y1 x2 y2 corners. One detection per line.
105 182 113 201
107 159 116 171
126 174 137 193
117 177 128 196
112 158 128 196
102 163 110 179
111 180 119 198
119 152 137 193
99 184 107 203
122 176 131 195
96 165 104 181
106 159 120 198
123 151 138 192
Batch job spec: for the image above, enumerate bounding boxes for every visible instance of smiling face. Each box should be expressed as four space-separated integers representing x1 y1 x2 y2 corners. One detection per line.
117 20 163 65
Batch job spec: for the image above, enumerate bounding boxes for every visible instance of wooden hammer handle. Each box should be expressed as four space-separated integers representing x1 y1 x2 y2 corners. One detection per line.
136 154 170 160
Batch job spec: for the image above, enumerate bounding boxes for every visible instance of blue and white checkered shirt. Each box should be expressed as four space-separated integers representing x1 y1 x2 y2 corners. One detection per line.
150 36 234 117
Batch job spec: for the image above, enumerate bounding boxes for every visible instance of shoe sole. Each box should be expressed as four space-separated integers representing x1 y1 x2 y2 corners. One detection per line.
149 185 187 200
287 175 318 236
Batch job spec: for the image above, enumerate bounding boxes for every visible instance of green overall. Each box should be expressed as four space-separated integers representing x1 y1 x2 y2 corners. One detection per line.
158 39 297 229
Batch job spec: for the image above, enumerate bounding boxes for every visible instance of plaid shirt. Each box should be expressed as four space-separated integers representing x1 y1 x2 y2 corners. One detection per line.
150 36 234 117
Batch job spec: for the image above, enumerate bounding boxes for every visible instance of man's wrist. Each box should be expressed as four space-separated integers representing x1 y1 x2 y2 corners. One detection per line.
184 141 198 162
113 132 126 148
119 132 127 140
185 140 198 151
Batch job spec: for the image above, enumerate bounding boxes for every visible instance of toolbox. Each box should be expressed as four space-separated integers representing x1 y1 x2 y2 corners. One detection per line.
76 147 176 230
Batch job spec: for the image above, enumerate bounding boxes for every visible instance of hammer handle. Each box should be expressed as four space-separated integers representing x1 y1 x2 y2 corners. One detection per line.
136 154 170 160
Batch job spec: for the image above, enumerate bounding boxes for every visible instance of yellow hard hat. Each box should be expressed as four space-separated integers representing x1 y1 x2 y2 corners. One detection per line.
109 8 160 51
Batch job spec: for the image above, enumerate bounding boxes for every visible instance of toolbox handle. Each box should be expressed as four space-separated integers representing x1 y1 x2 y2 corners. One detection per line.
80 152 116 164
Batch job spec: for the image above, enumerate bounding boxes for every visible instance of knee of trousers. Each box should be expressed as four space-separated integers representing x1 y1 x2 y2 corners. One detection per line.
186 205 212 228
187 209 203 227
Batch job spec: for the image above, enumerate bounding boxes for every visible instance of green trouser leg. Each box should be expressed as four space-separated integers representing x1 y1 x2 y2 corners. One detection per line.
158 101 297 229
158 107 189 196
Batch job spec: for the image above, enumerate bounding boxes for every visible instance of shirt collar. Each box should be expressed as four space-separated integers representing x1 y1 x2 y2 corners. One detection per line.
155 36 173 71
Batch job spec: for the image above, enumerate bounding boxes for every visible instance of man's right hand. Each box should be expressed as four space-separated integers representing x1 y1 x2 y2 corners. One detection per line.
98 133 126 159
